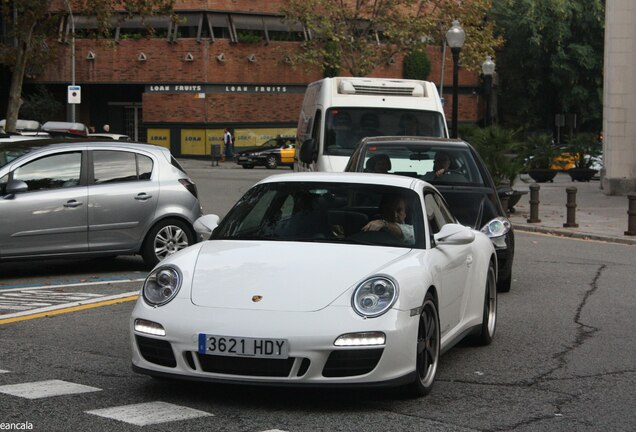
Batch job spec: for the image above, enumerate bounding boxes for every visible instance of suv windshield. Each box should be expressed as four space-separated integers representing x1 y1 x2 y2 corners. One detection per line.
324 108 447 157
213 181 425 248
359 144 486 187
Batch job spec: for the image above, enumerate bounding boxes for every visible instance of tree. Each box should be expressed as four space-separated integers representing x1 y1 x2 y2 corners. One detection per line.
490 0 604 133
281 0 502 77
0 0 174 133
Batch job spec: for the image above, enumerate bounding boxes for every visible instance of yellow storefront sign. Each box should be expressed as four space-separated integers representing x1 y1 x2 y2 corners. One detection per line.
181 129 207 155
147 128 170 149
234 127 296 148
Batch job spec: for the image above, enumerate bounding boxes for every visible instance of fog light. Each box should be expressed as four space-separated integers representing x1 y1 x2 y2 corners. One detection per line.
134 319 166 336
334 332 386 346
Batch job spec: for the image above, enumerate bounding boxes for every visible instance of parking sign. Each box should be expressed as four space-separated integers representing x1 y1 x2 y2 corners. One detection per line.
68 85 81 104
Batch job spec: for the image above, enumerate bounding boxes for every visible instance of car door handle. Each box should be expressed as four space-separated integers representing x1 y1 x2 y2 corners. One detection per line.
63 200 83 208
466 255 473 267
135 193 152 201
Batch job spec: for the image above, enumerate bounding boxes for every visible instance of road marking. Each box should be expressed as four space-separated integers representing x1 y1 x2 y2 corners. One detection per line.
0 293 139 325
0 277 145 292
0 370 9 374
0 380 101 399
86 401 213 426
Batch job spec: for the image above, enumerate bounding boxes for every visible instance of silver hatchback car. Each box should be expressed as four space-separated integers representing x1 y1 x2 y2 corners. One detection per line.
0 139 202 267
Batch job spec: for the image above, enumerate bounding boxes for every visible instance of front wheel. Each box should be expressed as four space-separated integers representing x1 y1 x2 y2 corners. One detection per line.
141 219 194 268
408 292 440 397
265 155 278 169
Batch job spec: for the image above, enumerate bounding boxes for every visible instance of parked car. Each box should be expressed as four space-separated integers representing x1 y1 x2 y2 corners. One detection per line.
344 136 515 292
131 172 497 396
236 136 295 169
88 133 131 141
0 139 202 267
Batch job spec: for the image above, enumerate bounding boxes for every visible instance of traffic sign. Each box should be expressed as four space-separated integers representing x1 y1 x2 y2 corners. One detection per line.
68 85 81 104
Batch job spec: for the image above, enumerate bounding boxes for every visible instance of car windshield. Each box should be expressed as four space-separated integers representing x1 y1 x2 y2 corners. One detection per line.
213 181 425 248
324 108 447 157
358 144 487 187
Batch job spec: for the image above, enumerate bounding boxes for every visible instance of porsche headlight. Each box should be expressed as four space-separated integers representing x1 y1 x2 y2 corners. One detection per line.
352 276 398 318
143 266 182 306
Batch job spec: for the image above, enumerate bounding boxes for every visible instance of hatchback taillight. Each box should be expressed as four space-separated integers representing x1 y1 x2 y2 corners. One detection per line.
178 178 198 198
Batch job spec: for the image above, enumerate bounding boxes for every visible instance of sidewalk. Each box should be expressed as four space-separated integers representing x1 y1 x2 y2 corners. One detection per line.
508 172 636 245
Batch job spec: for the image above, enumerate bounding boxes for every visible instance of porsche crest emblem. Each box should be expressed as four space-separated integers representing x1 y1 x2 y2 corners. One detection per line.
252 295 263 302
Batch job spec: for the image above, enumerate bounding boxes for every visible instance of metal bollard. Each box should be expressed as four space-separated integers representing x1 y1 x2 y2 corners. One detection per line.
527 183 541 223
625 193 636 236
563 186 579 228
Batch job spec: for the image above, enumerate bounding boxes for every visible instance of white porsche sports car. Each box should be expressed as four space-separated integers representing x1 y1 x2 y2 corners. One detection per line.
131 173 498 396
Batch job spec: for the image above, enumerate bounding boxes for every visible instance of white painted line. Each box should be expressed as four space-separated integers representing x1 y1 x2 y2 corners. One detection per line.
0 278 144 293
262 430 289 432
86 401 213 426
0 380 101 399
0 291 139 320
0 369 9 374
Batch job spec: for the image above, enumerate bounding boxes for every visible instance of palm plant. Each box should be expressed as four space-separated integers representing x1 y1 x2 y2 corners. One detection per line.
469 126 522 186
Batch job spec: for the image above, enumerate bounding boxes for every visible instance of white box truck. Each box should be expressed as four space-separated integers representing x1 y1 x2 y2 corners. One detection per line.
295 77 448 172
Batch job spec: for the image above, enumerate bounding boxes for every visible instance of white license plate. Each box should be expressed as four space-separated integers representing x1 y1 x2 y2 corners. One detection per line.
198 334 289 359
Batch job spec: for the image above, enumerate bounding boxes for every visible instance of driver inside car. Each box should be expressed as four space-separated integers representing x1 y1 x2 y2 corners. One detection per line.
362 194 414 243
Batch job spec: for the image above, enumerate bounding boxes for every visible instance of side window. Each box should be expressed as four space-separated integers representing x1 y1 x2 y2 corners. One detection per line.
13 152 82 191
138 154 153 180
93 150 137 184
424 192 454 237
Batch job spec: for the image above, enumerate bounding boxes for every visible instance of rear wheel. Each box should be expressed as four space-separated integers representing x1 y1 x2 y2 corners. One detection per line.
265 155 278 169
408 292 440 397
141 219 194 268
477 263 497 345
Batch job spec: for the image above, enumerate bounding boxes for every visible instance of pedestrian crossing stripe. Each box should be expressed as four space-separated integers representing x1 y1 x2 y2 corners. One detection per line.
0 292 139 325
0 379 101 399
86 401 213 426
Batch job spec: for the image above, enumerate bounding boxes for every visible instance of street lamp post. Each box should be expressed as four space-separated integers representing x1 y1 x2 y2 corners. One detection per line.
445 20 465 138
482 55 495 127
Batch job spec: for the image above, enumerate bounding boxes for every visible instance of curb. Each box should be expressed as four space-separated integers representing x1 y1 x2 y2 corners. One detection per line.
513 224 636 246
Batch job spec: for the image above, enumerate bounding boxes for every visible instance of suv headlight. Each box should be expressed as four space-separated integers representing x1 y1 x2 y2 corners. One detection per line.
352 276 398 318
143 266 182 306
480 217 511 238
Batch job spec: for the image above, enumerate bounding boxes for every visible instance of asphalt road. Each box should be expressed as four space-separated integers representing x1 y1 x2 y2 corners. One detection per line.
0 163 634 431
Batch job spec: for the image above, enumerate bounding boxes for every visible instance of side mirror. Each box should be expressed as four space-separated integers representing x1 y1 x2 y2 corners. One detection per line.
4 180 28 198
434 223 475 245
299 138 317 164
193 214 220 241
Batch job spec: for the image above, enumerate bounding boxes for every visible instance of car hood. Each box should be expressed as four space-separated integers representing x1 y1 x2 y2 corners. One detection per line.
190 240 409 312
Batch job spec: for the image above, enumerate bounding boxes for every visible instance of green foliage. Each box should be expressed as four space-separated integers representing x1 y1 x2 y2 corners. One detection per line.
521 133 559 170
281 0 502 77
403 49 431 80
490 0 604 133
468 126 523 186
20 86 63 123
568 132 602 168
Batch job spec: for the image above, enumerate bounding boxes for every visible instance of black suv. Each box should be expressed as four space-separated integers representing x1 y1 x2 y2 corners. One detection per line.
345 136 515 292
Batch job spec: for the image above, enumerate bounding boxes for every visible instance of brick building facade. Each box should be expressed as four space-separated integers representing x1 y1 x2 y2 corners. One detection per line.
13 0 483 156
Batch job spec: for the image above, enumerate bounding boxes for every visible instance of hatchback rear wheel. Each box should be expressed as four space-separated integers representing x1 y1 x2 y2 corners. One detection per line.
142 219 194 268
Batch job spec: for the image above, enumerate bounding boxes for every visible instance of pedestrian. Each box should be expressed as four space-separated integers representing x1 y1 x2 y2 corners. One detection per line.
103 124 110 133
224 128 234 159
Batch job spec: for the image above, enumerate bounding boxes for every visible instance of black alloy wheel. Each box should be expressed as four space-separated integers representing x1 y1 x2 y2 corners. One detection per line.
409 292 440 396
